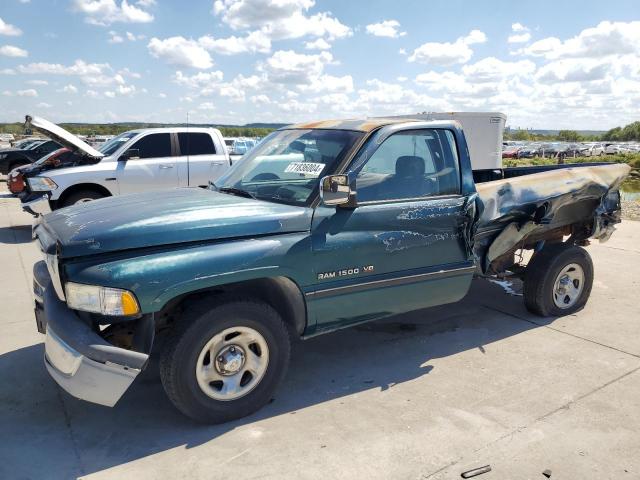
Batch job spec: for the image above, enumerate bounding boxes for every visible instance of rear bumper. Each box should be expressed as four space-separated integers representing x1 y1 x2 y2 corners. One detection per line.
34 261 148 407
22 194 51 216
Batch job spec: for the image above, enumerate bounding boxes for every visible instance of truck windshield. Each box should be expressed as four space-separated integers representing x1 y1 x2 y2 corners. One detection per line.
99 132 138 156
215 129 363 206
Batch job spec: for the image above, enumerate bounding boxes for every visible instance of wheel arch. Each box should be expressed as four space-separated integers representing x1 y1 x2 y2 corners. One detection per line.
56 183 113 207
159 276 309 337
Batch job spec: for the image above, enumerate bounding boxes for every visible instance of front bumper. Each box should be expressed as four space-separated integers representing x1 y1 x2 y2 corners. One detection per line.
22 194 51 217
34 261 149 407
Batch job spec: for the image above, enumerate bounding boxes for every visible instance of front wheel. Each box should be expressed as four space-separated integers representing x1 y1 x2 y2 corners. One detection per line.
160 297 291 423
60 190 106 208
524 244 594 317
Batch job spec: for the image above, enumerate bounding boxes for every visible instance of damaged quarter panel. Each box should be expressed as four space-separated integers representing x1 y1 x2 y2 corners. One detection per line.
474 163 630 270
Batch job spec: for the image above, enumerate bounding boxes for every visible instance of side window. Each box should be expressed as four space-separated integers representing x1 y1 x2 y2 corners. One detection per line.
130 133 172 159
355 129 460 203
178 132 216 156
41 141 58 153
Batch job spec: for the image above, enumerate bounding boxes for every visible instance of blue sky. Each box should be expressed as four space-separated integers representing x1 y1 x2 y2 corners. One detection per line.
1 0 639 129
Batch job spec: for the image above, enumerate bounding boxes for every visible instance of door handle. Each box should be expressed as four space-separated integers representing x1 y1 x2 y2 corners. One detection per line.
159 164 174 169
211 161 224 165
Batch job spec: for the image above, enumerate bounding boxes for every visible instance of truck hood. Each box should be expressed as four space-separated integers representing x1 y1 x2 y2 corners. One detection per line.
25 115 104 159
35 188 313 258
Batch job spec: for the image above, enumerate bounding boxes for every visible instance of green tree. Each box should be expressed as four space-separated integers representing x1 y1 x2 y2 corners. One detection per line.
557 130 582 142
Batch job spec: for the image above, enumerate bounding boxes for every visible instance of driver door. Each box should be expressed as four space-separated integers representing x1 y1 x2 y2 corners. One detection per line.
307 127 476 334
116 132 179 194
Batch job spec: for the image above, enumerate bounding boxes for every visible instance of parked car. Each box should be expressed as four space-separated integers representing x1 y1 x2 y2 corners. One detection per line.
0 138 61 175
501 145 521 159
605 144 631 155
21 115 232 214
516 144 541 159
0 133 15 149
9 137 43 150
8 147 91 194
31 115 630 423
579 143 606 157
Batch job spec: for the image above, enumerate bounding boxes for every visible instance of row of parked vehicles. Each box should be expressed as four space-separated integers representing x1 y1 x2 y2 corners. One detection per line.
2 112 631 424
0 120 268 216
502 141 640 160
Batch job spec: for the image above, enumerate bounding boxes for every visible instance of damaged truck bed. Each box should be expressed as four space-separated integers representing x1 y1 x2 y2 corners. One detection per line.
474 163 630 274
31 115 631 424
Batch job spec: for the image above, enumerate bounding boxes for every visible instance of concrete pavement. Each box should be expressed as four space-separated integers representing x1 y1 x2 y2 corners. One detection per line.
0 181 639 480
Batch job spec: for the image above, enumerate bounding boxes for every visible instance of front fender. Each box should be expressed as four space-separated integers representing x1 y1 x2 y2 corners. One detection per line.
63 233 314 313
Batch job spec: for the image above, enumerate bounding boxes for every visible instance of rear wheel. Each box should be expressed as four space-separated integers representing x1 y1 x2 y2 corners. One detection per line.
160 297 291 423
61 190 106 208
524 244 594 317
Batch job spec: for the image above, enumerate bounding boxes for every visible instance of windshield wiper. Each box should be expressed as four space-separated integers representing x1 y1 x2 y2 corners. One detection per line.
218 187 256 199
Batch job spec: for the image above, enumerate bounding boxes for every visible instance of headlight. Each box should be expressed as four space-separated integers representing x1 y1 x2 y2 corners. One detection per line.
28 176 58 192
65 282 140 316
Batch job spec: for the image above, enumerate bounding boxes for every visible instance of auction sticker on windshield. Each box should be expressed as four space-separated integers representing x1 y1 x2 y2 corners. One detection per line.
284 162 325 176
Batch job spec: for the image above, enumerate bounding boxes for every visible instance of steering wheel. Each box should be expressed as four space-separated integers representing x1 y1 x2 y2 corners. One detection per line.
250 172 280 181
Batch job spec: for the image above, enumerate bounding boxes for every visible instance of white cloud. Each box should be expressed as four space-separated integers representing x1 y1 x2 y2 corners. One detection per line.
523 21 640 60
365 20 406 38
148 36 214 69
0 45 27 57
36 102 52 108
212 0 352 41
535 58 610 84
17 60 138 94
158 92 167 98
173 70 224 88
508 22 531 44
73 0 154 26
0 17 22 36
61 84 79 93
299 74 353 93
251 94 271 105
17 88 38 97
462 57 536 82
198 30 271 55
126 31 145 41
0 68 15 74
409 29 486 65
27 80 48 85
18 59 111 76
108 31 124 43
198 102 216 110
508 32 531 43
259 49 334 84
304 38 331 50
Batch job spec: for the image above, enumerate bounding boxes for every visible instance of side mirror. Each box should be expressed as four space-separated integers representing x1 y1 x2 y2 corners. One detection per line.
320 174 355 207
120 148 140 161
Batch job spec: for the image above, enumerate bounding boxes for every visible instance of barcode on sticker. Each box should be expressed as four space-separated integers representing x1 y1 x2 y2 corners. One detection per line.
284 162 325 176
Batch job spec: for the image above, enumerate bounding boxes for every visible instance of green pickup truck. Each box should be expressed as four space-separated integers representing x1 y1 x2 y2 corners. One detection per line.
32 117 630 423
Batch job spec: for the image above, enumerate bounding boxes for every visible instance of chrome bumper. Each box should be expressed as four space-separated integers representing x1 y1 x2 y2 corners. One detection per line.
22 195 51 217
34 261 148 407
44 326 141 407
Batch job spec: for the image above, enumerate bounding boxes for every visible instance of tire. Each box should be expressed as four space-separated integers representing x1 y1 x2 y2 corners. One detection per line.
159 296 291 423
61 189 106 208
524 244 594 317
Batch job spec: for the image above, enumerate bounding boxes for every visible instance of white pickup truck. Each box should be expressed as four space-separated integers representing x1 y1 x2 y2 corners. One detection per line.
21 116 231 214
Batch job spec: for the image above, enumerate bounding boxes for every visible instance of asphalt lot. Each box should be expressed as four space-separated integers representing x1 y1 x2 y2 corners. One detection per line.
1 180 639 480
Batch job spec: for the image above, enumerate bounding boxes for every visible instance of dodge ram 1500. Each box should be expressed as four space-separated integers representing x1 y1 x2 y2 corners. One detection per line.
31 117 629 423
